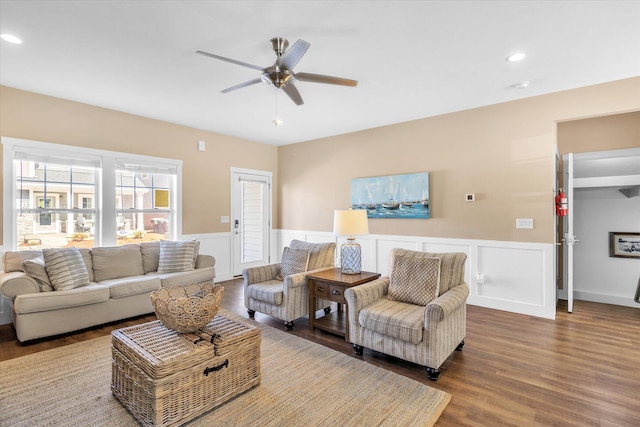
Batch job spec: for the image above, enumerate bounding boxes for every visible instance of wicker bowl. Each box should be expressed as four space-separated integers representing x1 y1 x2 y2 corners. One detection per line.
150 282 224 333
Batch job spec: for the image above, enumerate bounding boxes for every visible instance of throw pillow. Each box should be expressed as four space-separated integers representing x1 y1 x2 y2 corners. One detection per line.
388 255 441 306
276 247 310 280
21 257 54 292
157 240 197 273
43 248 90 291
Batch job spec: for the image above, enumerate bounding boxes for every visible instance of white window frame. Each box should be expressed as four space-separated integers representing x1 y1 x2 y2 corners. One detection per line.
2 137 183 250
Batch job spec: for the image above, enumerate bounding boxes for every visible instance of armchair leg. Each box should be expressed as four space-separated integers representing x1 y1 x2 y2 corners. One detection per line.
456 340 465 351
352 344 364 356
247 309 255 319
284 321 294 331
323 307 331 315
426 367 440 381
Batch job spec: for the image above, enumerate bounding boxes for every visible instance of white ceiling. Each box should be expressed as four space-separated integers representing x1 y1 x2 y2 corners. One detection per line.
1 1 639 146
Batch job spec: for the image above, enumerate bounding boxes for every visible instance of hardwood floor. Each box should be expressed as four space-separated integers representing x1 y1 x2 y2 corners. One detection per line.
1 278 639 426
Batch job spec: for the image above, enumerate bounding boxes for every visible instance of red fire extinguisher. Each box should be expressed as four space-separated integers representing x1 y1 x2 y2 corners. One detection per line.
555 188 568 216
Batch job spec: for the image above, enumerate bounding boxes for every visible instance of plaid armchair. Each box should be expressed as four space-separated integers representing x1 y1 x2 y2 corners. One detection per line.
243 240 336 330
344 248 468 381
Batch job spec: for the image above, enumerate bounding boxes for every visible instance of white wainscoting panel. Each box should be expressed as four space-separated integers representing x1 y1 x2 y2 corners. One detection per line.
183 232 233 282
277 230 556 320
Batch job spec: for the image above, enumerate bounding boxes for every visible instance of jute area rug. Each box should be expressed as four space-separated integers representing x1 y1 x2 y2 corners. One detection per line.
0 310 450 426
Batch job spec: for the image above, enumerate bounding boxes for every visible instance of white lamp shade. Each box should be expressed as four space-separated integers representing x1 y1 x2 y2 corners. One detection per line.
333 209 369 236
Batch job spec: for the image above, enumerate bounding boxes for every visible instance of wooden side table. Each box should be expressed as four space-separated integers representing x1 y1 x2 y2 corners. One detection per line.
308 268 380 341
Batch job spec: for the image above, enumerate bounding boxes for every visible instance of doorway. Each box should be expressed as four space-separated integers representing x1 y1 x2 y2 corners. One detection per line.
231 168 272 276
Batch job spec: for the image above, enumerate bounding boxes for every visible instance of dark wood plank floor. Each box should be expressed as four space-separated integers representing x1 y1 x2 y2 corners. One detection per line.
1 278 639 426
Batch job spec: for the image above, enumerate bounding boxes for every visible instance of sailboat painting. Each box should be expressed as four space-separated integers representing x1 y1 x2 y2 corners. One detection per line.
351 172 430 219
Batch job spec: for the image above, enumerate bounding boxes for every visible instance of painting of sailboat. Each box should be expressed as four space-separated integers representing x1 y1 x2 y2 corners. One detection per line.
351 172 430 219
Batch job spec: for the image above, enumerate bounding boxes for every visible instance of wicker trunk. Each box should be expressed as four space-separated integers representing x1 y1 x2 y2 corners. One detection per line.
111 316 261 427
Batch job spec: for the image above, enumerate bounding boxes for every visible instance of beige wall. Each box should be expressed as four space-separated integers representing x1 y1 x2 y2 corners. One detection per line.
558 110 640 154
3 77 638 248
0 86 278 245
278 77 640 244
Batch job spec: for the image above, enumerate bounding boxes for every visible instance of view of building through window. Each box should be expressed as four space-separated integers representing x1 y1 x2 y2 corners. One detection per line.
7 140 180 251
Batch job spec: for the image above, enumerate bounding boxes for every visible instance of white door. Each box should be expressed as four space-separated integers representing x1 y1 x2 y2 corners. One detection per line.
231 169 271 276
564 153 578 313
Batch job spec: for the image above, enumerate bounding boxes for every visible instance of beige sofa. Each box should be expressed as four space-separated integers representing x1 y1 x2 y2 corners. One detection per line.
0 241 215 342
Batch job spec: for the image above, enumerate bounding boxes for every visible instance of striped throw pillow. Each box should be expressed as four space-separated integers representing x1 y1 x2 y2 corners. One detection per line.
157 240 197 273
276 247 310 280
43 248 90 291
388 255 441 306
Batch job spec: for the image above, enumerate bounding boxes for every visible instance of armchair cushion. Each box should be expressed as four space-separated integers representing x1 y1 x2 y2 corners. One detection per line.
389 249 466 294
276 247 310 280
388 255 440 306
359 297 425 344
245 280 284 305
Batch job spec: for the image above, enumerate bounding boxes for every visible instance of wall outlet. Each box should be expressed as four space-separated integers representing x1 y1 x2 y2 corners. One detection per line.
465 193 475 202
516 218 534 229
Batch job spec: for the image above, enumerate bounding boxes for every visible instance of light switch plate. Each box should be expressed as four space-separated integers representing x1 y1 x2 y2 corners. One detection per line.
516 218 534 229
221 216 229 224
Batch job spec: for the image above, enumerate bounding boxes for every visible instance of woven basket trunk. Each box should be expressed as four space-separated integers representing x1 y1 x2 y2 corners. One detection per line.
111 316 261 427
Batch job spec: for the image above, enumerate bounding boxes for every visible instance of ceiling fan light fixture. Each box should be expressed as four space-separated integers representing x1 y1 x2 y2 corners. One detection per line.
507 52 526 62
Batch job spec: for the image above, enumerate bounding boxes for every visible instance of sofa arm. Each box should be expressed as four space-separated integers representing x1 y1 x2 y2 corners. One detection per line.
242 264 280 286
0 271 41 300
195 254 215 269
425 282 470 324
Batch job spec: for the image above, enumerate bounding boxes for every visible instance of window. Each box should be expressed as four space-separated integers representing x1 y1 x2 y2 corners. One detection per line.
3 138 182 251
115 160 177 245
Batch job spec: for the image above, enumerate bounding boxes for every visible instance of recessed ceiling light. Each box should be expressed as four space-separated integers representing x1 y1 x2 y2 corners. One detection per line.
511 80 531 89
507 52 526 62
1 33 22 44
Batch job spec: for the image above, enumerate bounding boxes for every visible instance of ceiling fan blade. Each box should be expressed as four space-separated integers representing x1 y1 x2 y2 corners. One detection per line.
295 72 358 87
195 50 264 72
221 78 263 93
280 39 310 70
282 83 304 106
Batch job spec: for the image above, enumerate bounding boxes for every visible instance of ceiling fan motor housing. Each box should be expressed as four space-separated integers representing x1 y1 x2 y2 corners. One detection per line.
269 37 289 56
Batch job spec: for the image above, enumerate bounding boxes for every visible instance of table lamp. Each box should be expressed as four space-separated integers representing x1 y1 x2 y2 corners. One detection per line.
333 209 369 274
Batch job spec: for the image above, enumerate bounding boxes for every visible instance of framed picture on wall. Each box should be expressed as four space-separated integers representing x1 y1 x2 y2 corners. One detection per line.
609 232 640 258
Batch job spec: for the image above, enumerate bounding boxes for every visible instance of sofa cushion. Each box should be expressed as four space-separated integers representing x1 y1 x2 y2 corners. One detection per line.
2 250 42 273
289 240 335 271
157 240 197 273
276 247 310 280
99 276 162 299
78 248 94 282
359 298 425 344
13 283 109 314
246 280 284 305
21 257 53 292
140 241 161 273
150 267 216 288
91 244 144 282
388 255 440 306
141 240 201 273
43 248 90 291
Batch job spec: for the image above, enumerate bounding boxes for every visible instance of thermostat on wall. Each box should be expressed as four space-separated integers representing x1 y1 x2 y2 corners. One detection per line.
465 193 475 202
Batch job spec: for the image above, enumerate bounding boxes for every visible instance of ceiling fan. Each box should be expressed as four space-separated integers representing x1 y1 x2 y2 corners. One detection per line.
196 37 358 106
